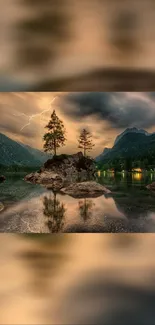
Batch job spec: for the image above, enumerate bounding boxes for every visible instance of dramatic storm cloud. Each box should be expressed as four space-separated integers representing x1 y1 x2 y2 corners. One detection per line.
1 92 155 157
66 92 155 129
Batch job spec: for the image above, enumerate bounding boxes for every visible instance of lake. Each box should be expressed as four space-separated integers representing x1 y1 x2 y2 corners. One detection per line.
1 172 155 233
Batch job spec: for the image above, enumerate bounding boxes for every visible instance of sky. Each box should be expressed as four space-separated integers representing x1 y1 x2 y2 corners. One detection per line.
1 92 155 157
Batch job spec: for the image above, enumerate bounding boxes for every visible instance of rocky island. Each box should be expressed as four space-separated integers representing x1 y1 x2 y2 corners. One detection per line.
25 152 110 197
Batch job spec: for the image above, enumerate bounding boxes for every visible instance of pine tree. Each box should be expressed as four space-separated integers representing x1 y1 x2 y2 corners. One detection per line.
43 110 66 156
78 129 94 157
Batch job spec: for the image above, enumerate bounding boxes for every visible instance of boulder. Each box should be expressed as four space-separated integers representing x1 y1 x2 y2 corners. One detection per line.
25 171 64 190
0 175 6 182
60 181 111 198
45 173 65 191
24 172 40 183
146 182 155 191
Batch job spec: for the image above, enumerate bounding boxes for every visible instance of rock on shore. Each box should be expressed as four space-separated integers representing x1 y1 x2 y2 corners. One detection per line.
60 181 111 198
146 182 155 191
24 171 64 191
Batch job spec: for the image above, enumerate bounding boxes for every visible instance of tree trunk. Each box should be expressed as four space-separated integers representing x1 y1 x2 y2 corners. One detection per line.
54 139 56 156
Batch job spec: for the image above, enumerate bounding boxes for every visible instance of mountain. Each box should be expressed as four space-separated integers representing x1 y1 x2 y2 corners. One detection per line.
0 133 50 167
96 128 155 169
114 127 150 145
19 143 51 164
96 127 149 162
95 148 111 162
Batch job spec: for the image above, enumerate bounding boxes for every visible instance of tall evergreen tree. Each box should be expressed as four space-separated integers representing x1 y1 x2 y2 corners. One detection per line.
78 129 94 157
43 110 66 156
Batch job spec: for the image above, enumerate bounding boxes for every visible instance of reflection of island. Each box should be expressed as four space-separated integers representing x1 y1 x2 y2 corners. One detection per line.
43 193 66 233
78 198 95 222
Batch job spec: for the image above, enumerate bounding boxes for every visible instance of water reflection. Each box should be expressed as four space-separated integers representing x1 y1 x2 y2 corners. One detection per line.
78 198 95 222
1 172 155 233
132 172 142 182
98 171 155 190
43 193 66 233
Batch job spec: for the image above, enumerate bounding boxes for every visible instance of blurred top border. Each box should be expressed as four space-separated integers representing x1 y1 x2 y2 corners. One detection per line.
1 68 155 92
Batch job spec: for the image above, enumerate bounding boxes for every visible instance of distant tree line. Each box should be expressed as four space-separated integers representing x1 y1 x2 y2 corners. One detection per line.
98 156 155 172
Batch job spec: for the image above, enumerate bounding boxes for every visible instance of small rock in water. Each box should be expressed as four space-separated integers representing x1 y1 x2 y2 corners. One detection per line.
60 181 111 198
146 182 155 191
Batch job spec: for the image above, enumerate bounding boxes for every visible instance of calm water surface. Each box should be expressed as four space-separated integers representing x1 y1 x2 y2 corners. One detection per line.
1 172 155 232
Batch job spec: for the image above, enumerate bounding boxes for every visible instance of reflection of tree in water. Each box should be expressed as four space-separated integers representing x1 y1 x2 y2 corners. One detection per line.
43 192 66 233
78 198 95 222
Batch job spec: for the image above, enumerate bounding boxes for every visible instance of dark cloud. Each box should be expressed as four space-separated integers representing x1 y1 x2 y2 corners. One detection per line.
65 92 155 129
77 125 94 134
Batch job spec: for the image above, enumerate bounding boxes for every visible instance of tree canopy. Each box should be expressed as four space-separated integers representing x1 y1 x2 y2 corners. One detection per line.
78 129 94 157
43 110 66 155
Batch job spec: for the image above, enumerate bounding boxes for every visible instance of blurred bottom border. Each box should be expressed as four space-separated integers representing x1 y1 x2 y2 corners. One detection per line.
0 233 155 324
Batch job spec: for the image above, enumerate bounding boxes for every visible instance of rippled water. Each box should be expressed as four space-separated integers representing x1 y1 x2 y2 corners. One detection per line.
1 172 155 233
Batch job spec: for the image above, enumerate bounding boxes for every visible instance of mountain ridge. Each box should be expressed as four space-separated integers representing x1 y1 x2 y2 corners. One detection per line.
95 147 111 162
114 127 150 145
0 133 50 167
96 128 155 168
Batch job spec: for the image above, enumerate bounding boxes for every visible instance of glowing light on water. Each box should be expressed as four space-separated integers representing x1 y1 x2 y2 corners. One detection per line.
132 173 142 181
97 170 101 177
